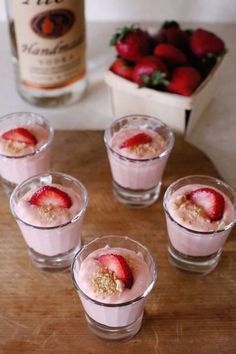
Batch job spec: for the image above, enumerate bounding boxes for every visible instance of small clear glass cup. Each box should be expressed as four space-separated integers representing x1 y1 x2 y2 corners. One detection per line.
71 235 157 341
0 112 54 196
104 114 174 207
10 172 88 270
163 175 236 275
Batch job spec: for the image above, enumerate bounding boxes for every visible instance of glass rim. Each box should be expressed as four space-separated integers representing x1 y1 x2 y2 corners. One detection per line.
104 114 175 162
10 171 88 230
0 111 54 159
163 174 236 235
71 235 158 308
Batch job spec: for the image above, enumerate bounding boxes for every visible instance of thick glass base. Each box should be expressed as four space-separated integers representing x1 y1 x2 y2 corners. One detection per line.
0 176 17 198
16 77 87 108
28 244 81 270
168 244 221 275
112 180 161 208
85 312 143 341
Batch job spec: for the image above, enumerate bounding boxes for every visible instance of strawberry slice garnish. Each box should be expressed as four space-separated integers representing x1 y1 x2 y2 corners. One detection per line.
97 254 133 289
2 128 37 145
29 185 72 208
120 132 152 149
187 187 225 222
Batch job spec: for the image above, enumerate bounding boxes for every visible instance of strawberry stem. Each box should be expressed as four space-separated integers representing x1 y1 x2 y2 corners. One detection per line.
139 71 169 88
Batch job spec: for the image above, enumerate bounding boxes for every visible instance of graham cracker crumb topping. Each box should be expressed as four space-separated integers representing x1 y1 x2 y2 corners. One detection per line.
175 194 211 223
91 268 125 296
5 140 28 154
216 220 226 230
129 143 158 157
38 205 71 223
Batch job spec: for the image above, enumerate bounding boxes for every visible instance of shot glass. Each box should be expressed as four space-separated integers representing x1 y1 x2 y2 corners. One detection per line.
0 112 54 196
72 235 157 341
104 114 174 207
163 175 236 275
10 172 88 270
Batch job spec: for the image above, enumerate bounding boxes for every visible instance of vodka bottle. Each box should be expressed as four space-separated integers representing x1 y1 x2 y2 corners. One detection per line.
6 0 87 107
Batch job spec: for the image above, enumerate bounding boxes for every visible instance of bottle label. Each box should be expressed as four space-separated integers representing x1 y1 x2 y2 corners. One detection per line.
13 0 86 90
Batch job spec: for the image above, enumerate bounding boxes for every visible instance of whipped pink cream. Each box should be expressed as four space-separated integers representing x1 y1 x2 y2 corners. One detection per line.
111 128 166 159
15 183 82 228
167 184 234 232
76 246 151 304
14 184 85 256
165 184 235 257
0 124 52 185
0 124 48 157
107 128 169 190
74 244 152 327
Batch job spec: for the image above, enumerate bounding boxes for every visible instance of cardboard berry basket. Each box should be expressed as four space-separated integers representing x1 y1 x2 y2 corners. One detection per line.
104 55 225 135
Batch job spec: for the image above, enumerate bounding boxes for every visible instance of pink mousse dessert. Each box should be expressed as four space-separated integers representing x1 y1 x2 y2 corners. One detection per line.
10 172 88 269
163 175 236 274
0 112 53 188
72 236 157 340
110 128 167 189
104 115 174 207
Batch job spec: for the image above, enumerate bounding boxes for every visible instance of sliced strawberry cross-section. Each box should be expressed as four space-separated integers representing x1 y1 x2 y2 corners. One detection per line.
120 132 152 149
187 187 225 222
29 185 72 209
2 128 37 145
97 254 133 289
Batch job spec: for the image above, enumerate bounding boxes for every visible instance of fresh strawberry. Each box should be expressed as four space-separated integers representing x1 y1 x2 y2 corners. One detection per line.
156 22 189 51
29 185 72 208
154 43 187 66
97 254 133 289
156 20 180 43
187 187 225 222
133 55 169 86
166 66 202 96
110 26 151 62
2 127 37 145
165 28 189 50
190 28 225 58
110 58 134 80
120 132 152 148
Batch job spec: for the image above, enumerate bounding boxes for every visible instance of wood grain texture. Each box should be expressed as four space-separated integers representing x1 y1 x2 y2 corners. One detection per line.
0 131 235 354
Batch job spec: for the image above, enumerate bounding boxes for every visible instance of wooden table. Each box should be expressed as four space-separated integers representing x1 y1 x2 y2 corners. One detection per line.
1 131 236 354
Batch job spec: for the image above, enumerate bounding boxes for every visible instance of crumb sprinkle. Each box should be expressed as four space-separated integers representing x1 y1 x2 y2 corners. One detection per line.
37 205 71 223
175 194 211 223
128 141 165 158
91 268 125 296
5 140 28 154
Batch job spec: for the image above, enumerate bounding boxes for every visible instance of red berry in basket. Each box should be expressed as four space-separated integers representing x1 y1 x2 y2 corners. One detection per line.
190 28 225 58
2 128 37 145
166 66 202 96
156 21 189 51
120 132 152 148
133 55 169 86
187 187 225 222
97 254 133 289
165 28 190 50
156 20 180 42
110 58 134 80
29 186 72 208
110 26 151 62
154 43 187 66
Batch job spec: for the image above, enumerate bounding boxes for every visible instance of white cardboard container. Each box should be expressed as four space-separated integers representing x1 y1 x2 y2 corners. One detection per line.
104 56 225 135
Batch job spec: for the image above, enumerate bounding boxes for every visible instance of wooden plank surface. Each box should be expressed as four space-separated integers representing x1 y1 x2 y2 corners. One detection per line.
0 131 235 354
